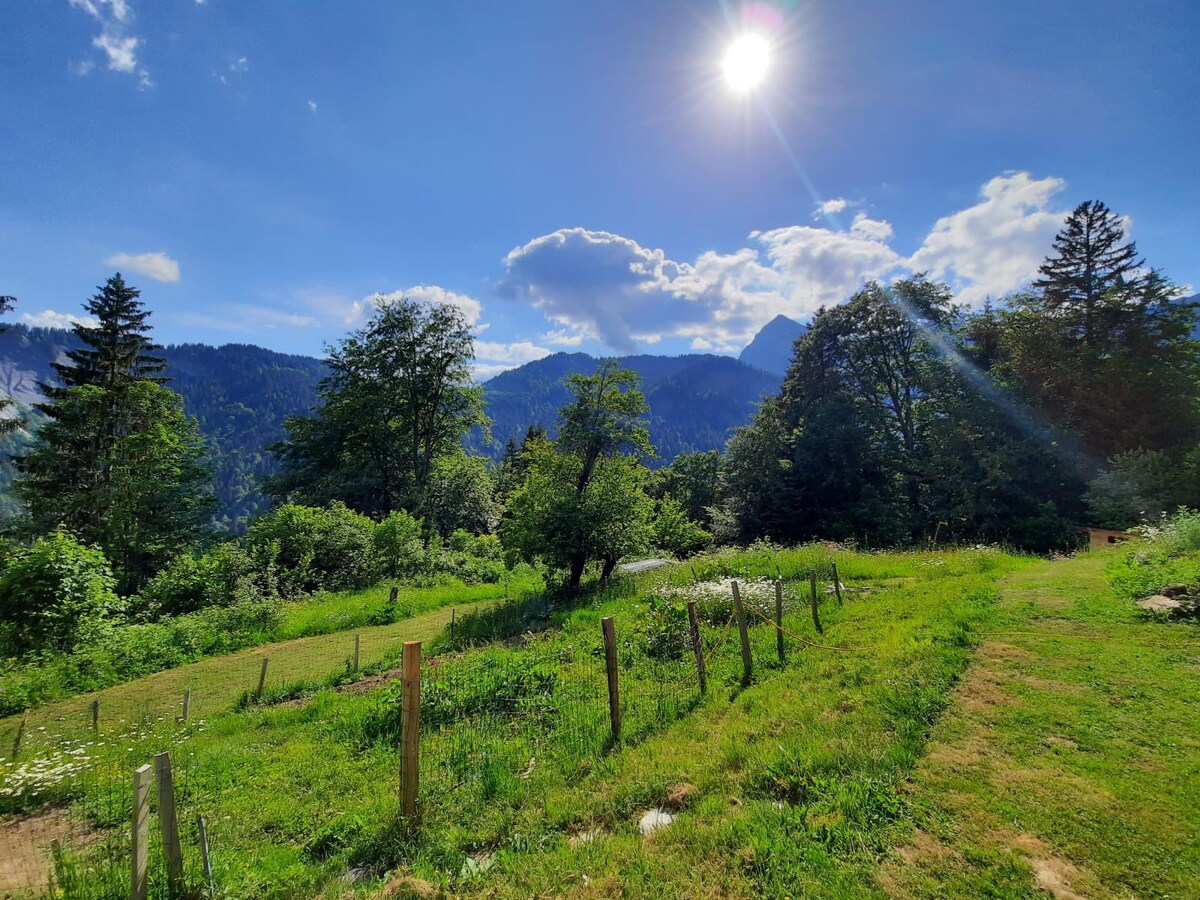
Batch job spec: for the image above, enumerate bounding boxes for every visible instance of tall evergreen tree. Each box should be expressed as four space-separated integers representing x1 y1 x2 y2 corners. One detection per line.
40 273 166 407
1032 200 1143 346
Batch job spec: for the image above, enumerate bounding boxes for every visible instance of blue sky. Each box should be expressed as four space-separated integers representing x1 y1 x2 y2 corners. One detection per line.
2 0 1197 377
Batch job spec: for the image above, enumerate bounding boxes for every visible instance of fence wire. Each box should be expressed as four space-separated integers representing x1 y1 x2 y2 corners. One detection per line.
0 568 853 897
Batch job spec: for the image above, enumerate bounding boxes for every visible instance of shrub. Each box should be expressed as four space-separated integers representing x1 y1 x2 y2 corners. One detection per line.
134 543 262 618
653 495 712 558
0 530 122 654
245 502 378 597
373 510 427 578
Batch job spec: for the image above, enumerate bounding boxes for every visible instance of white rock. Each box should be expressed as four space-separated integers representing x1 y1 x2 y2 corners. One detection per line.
639 808 674 835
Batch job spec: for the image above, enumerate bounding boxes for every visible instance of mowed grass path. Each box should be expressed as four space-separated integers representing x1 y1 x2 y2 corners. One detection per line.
880 553 1200 899
0 600 486 760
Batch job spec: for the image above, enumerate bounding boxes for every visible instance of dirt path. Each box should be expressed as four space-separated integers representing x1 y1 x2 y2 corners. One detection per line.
879 554 1200 898
0 600 484 760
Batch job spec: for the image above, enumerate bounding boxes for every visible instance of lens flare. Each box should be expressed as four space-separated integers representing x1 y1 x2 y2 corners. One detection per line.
724 33 770 92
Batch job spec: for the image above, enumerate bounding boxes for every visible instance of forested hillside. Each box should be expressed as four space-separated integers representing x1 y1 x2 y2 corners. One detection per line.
0 325 326 532
470 351 780 463
1 326 786 526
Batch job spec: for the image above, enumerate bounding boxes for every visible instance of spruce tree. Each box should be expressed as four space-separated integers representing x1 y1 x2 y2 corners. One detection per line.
41 273 166 407
1033 200 1143 346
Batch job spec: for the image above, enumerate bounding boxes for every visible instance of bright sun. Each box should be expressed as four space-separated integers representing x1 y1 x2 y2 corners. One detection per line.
723 33 770 92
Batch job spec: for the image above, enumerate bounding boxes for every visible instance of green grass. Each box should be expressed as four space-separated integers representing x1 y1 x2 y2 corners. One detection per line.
0 568 543 718
4 542 1194 898
879 551 1200 899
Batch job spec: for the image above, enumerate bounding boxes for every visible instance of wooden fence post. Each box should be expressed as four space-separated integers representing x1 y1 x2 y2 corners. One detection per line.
450 607 456 638
832 562 844 605
775 579 786 663
809 572 823 635
731 581 753 686
130 763 151 900
256 657 268 701
686 600 707 695
388 585 399 605
91 699 99 731
601 617 622 741
399 641 421 819
180 689 191 724
196 814 215 897
154 752 185 895
11 709 28 760
353 634 361 672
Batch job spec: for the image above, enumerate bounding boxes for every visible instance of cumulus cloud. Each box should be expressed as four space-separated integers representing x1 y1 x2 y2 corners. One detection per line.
816 197 848 216
474 341 552 365
499 228 800 353
69 0 150 85
106 251 180 283
497 172 1074 353
21 310 99 330
908 172 1068 304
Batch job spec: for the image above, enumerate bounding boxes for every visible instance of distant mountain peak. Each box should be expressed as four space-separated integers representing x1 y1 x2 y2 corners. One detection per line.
738 315 806 377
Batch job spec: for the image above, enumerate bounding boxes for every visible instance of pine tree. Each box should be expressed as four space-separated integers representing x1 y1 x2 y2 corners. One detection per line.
40 273 166 407
1033 200 1143 346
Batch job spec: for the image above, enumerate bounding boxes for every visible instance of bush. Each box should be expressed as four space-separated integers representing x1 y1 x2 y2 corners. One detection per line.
653 495 712 558
245 502 378 597
0 530 122 654
134 543 262 618
1107 508 1200 600
373 510 426 578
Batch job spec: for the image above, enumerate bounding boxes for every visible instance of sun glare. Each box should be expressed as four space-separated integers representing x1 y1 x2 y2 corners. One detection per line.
723 33 769 92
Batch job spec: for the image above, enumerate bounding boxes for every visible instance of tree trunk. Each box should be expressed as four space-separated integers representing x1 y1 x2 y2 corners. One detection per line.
568 552 587 591
599 555 617 582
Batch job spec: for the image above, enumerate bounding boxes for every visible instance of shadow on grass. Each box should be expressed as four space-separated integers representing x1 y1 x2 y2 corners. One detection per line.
433 576 640 652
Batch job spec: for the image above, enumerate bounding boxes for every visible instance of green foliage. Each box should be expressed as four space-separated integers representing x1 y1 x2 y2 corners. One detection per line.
17 380 215 593
134 542 262 618
652 494 711 558
503 445 654 585
268 296 488 518
244 502 378 597
425 451 497 535
1106 508 1200 600
0 530 121 654
372 509 427 579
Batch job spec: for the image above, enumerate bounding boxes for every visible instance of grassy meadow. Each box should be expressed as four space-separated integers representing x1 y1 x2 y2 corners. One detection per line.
1 540 1197 898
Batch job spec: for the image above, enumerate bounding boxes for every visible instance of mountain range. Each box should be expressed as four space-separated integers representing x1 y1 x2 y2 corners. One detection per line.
0 314 806 530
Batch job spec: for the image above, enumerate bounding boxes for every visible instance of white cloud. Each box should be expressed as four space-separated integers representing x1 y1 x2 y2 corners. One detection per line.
106 251 181 283
496 172 1073 352
230 57 249 72
69 0 148 85
21 310 98 330
92 32 138 72
816 197 848 216
308 100 318 114
498 223 908 353
70 59 95 76
908 172 1068 304
474 341 552 365
540 328 584 347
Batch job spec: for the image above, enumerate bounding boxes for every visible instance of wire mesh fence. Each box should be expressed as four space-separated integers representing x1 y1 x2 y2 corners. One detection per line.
1 565 856 897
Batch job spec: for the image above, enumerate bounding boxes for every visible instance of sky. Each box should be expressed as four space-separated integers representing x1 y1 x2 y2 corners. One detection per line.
2 0 1198 379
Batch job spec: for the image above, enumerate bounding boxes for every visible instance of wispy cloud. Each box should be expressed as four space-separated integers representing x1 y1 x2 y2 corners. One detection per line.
177 304 320 333
106 251 181 283
68 0 151 87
